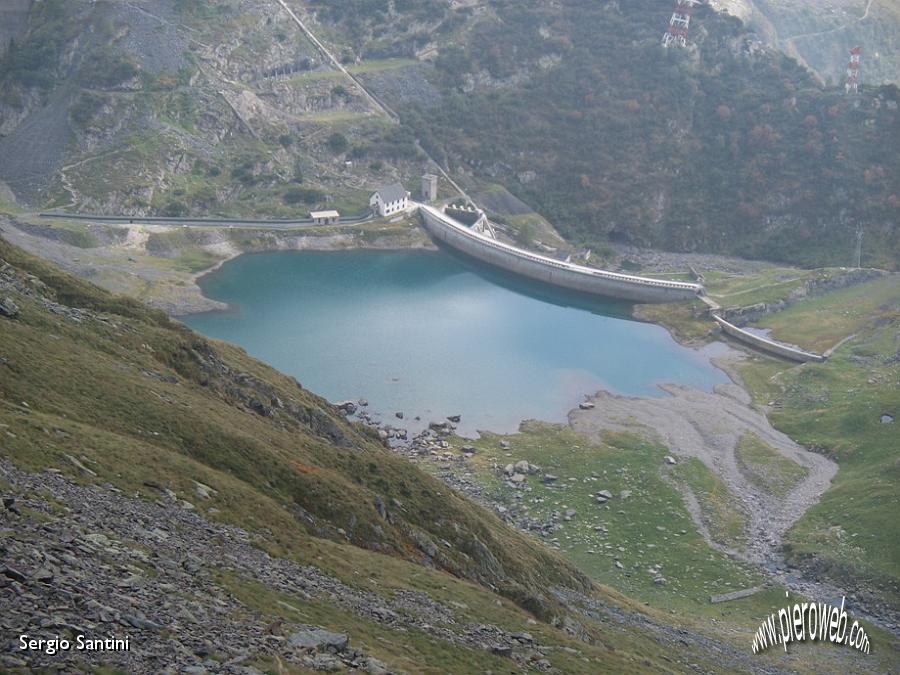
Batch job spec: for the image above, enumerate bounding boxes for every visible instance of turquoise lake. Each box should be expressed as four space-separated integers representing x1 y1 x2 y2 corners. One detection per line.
185 249 729 436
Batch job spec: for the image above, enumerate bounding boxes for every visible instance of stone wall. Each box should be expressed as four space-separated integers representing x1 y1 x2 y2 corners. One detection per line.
720 268 888 326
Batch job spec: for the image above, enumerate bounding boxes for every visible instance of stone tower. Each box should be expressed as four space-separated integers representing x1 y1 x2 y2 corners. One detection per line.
421 174 438 202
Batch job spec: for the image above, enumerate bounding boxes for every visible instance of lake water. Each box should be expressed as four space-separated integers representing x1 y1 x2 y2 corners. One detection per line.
185 249 728 436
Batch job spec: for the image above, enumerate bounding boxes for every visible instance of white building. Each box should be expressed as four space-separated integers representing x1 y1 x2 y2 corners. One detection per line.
369 183 410 217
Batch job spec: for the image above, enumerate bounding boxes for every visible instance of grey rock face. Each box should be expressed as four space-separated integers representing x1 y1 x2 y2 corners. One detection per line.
0 296 18 317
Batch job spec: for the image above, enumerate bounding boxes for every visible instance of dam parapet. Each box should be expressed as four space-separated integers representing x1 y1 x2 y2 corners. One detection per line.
418 204 702 304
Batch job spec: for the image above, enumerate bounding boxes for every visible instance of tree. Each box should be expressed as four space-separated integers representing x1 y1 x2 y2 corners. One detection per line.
327 132 349 153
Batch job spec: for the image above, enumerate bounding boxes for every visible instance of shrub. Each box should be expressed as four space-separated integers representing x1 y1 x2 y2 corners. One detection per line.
327 133 349 153
283 187 324 205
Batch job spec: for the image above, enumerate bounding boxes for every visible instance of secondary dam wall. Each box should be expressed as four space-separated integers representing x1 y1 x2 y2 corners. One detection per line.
420 205 701 304
713 315 825 363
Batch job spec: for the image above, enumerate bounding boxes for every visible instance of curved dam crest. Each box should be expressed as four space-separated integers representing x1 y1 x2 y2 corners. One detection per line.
419 204 702 303
184 249 729 436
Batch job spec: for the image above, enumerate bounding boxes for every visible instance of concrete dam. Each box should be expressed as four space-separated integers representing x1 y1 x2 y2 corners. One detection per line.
419 204 702 304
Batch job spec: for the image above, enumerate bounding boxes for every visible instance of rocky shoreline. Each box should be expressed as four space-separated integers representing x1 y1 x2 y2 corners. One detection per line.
338 347 898 636
0 214 434 317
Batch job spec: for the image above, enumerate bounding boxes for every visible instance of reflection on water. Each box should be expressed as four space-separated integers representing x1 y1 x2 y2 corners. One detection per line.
185 249 728 436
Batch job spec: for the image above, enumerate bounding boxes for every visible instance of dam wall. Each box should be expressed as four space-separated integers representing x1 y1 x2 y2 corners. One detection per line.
419 205 701 304
712 315 825 363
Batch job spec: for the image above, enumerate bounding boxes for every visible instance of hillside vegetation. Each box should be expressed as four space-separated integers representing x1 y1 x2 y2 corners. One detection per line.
4 234 762 672
401 0 900 269
1 0 897 269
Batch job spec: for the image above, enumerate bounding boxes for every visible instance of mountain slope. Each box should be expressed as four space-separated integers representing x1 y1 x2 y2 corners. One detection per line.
713 0 900 87
401 0 900 269
3 234 786 672
1 0 897 269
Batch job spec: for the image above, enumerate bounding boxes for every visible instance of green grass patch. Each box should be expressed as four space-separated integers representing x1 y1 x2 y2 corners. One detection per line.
172 248 222 274
671 457 747 550
735 433 808 498
348 58 418 74
436 423 781 626
756 275 900 353
633 300 713 343
737 276 900 607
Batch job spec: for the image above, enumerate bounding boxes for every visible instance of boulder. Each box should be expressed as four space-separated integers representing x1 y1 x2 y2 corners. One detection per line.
32 567 54 583
2 567 26 582
287 628 349 652
541 474 558 483
362 657 389 675
2 497 19 515
664 456 677 465
596 490 613 500
65 454 97 477
578 401 595 410
193 481 217 499
336 401 357 414
305 654 342 671
0 297 19 318
122 613 165 630
447 414 461 423
503 463 515 476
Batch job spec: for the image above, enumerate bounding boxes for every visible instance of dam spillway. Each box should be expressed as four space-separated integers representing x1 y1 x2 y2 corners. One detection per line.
419 205 702 304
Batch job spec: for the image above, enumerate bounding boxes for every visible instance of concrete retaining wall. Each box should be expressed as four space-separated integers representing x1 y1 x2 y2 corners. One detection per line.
420 205 701 304
713 315 825 363
39 211 373 228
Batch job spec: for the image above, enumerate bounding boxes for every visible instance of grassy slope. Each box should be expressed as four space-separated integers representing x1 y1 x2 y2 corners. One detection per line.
738 275 900 605
0 235 602 609
2 234 747 672
431 424 771 621
643 271 899 608
735 432 809 498
425 423 896 672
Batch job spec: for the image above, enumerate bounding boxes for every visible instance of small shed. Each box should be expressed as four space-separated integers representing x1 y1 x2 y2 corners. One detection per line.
309 210 340 225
